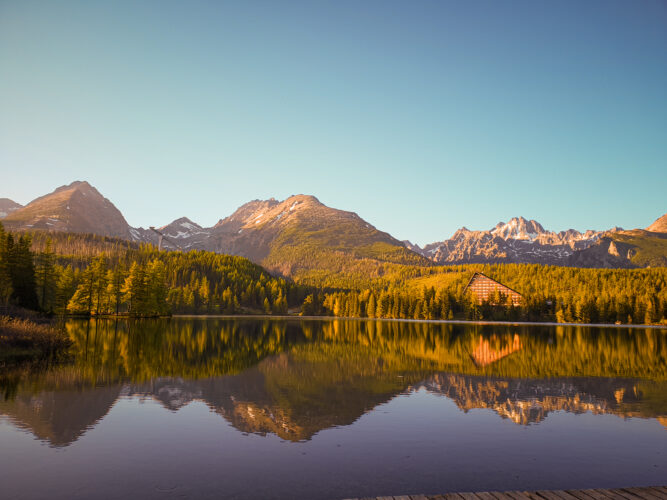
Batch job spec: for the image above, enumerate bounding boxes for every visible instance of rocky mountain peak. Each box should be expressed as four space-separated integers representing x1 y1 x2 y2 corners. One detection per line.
451 227 472 239
161 217 202 230
54 180 92 191
491 217 546 240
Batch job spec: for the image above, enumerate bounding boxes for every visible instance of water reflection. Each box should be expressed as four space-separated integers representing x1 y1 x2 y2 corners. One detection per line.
0 318 666 448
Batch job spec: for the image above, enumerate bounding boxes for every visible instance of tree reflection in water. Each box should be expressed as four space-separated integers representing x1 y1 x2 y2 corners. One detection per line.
0 318 665 446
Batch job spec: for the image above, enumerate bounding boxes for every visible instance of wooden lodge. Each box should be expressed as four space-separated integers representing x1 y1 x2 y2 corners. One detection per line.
463 272 523 306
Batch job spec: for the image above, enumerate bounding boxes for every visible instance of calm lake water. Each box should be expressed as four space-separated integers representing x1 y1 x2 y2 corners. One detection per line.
0 318 666 500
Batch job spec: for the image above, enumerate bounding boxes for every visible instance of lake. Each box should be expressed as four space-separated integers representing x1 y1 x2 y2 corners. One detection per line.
0 318 665 500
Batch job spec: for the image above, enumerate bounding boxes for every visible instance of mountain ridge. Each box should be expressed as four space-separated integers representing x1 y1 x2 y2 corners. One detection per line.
2 181 664 273
408 216 612 265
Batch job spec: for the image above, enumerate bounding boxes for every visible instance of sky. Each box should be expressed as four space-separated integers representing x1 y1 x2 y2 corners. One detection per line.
1 0 666 245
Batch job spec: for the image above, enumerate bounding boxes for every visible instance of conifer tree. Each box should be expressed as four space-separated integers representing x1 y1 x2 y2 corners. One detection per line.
55 266 75 315
106 265 126 315
91 256 109 315
7 234 39 309
0 223 13 305
122 262 147 316
146 259 169 316
35 238 57 312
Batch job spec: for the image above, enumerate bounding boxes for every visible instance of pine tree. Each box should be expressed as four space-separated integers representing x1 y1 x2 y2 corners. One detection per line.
0 223 13 305
91 256 109 315
55 266 75 315
35 238 57 312
122 262 147 316
6 234 39 309
367 293 376 318
67 265 96 315
146 259 169 316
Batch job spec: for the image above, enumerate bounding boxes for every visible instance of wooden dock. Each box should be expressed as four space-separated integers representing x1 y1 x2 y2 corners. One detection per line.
346 486 667 500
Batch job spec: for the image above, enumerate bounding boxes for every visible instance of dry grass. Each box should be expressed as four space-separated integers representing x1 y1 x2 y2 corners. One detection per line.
0 316 71 358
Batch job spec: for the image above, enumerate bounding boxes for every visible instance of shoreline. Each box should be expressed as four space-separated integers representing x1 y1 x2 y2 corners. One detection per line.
171 314 667 330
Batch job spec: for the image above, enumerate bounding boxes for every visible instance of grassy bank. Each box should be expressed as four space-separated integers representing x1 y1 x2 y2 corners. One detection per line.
0 316 72 365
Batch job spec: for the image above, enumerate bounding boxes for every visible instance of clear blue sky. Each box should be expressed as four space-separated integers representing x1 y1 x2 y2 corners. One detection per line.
1 0 665 245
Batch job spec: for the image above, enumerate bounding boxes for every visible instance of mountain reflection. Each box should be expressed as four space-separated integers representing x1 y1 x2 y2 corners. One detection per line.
0 318 665 446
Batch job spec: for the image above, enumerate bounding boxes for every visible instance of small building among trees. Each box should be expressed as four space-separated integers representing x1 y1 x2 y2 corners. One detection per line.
464 272 523 306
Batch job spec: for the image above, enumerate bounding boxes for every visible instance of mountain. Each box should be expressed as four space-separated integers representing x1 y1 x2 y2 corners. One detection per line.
206 194 428 278
0 198 22 218
157 216 211 250
2 181 664 272
414 216 607 265
2 181 136 240
1 182 427 283
647 213 667 233
149 195 429 280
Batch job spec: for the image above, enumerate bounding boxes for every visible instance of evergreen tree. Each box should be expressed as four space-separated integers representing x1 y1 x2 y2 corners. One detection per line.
91 256 109 315
7 234 39 309
0 223 13 305
145 259 169 316
55 266 75 315
35 238 57 312
122 262 147 316
106 264 126 315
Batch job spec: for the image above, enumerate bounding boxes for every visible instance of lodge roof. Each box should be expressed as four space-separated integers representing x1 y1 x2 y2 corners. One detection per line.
463 272 523 297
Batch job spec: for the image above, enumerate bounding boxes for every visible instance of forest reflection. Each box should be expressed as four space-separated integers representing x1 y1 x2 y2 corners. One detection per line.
0 318 665 446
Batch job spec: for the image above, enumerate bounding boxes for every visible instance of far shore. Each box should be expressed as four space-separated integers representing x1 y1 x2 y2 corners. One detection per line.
169 314 667 330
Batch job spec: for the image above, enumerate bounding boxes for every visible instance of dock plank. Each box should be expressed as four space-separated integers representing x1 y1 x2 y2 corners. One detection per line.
458 493 483 500
352 486 666 500
542 490 579 500
649 489 667 498
610 490 649 500
620 489 663 500
645 489 667 500
535 490 570 500
580 490 616 500
475 491 500 500
564 491 595 500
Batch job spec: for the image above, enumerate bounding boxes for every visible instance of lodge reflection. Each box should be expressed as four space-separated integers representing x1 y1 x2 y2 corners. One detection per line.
0 318 665 447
